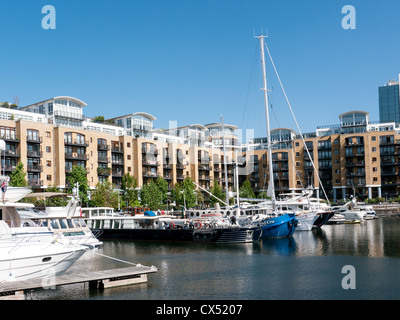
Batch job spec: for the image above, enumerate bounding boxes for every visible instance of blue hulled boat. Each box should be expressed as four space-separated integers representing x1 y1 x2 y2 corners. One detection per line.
259 213 297 238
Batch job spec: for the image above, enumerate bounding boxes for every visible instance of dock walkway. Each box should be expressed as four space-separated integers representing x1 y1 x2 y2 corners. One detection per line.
0 265 157 299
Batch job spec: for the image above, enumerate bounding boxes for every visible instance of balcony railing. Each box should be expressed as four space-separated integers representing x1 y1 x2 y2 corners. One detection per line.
27 136 43 144
28 179 43 187
64 139 89 147
27 164 43 172
65 152 89 160
97 143 110 151
27 150 43 158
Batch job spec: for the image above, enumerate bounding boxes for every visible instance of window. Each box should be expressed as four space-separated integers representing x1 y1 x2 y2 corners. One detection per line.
372 147 376 152
47 175 51 181
372 136 376 141
373 167 377 172
46 131 51 138
46 146 51 153
46 161 51 167
127 142 131 148
372 157 377 162
127 155 131 160
48 102 53 115
27 129 39 142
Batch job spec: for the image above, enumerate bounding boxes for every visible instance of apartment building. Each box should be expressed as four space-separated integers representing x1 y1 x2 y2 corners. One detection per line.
247 111 400 201
0 96 237 205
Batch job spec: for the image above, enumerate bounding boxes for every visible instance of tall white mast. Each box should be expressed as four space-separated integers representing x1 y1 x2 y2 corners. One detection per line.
221 115 229 205
257 33 276 204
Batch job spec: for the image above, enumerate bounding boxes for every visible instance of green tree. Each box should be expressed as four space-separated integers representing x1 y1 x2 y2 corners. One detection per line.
44 185 68 206
182 177 197 209
171 183 182 206
66 165 89 203
210 179 224 206
239 179 255 199
257 191 268 199
155 176 168 204
140 180 163 210
9 161 27 187
121 173 139 207
92 115 105 123
90 180 119 209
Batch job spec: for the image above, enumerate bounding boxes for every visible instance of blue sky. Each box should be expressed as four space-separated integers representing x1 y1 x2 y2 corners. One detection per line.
0 0 399 139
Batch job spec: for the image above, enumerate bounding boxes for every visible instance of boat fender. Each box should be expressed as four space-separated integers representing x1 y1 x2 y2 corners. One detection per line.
230 216 236 225
169 222 175 229
195 221 202 229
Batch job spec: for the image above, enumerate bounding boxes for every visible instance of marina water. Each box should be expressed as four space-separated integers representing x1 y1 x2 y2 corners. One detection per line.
30 217 400 300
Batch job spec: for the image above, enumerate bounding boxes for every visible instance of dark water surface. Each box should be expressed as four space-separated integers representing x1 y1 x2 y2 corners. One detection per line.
31 217 400 300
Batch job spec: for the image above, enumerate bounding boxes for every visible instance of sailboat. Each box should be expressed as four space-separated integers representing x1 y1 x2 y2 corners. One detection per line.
250 34 297 238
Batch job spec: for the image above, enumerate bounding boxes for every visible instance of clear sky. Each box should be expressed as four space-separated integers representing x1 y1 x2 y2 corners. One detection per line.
1 0 399 140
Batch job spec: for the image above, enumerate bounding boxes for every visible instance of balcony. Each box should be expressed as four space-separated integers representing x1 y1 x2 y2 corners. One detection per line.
143 172 159 178
142 159 158 166
97 143 110 151
4 150 20 158
112 159 124 165
27 150 43 158
64 139 89 147
199 176 211 181
142 147 158 155
112 170 123 177
65 152 89 160
198 165 211 171
111 146 124 153
27 164 43 172
27 136 43 144
28 179 43 187
1 135 19 142
97 167 111 176
98 156 110 163
3 165 16 172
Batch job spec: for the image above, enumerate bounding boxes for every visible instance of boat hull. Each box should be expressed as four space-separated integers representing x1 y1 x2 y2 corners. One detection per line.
92 226 262 244
313 211 335 228
295 213 318 231
0 243 87 282
259 214 297 238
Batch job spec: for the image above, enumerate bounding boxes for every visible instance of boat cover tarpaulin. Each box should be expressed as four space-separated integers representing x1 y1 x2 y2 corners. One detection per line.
144 211 156 216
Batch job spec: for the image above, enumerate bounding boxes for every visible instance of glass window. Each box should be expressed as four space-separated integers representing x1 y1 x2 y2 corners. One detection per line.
59 219 68 229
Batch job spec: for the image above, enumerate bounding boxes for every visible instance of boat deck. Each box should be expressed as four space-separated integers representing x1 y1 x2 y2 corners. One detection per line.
0 265 157 299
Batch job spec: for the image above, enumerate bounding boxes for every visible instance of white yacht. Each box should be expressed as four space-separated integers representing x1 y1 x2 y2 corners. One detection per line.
332 198 365 222
0 200 88 282
18 192 103 249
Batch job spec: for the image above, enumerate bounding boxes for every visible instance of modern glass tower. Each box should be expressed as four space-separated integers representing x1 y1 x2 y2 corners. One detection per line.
379 75 400 123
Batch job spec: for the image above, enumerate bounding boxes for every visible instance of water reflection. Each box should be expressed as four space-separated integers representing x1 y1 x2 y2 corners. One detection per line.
29 217 400 300
255 218 400 258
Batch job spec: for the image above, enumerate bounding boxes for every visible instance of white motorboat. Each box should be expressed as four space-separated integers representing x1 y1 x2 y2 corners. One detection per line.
18 192 103 249
0 199 88 282
332 198 366 222
357 204 378 220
